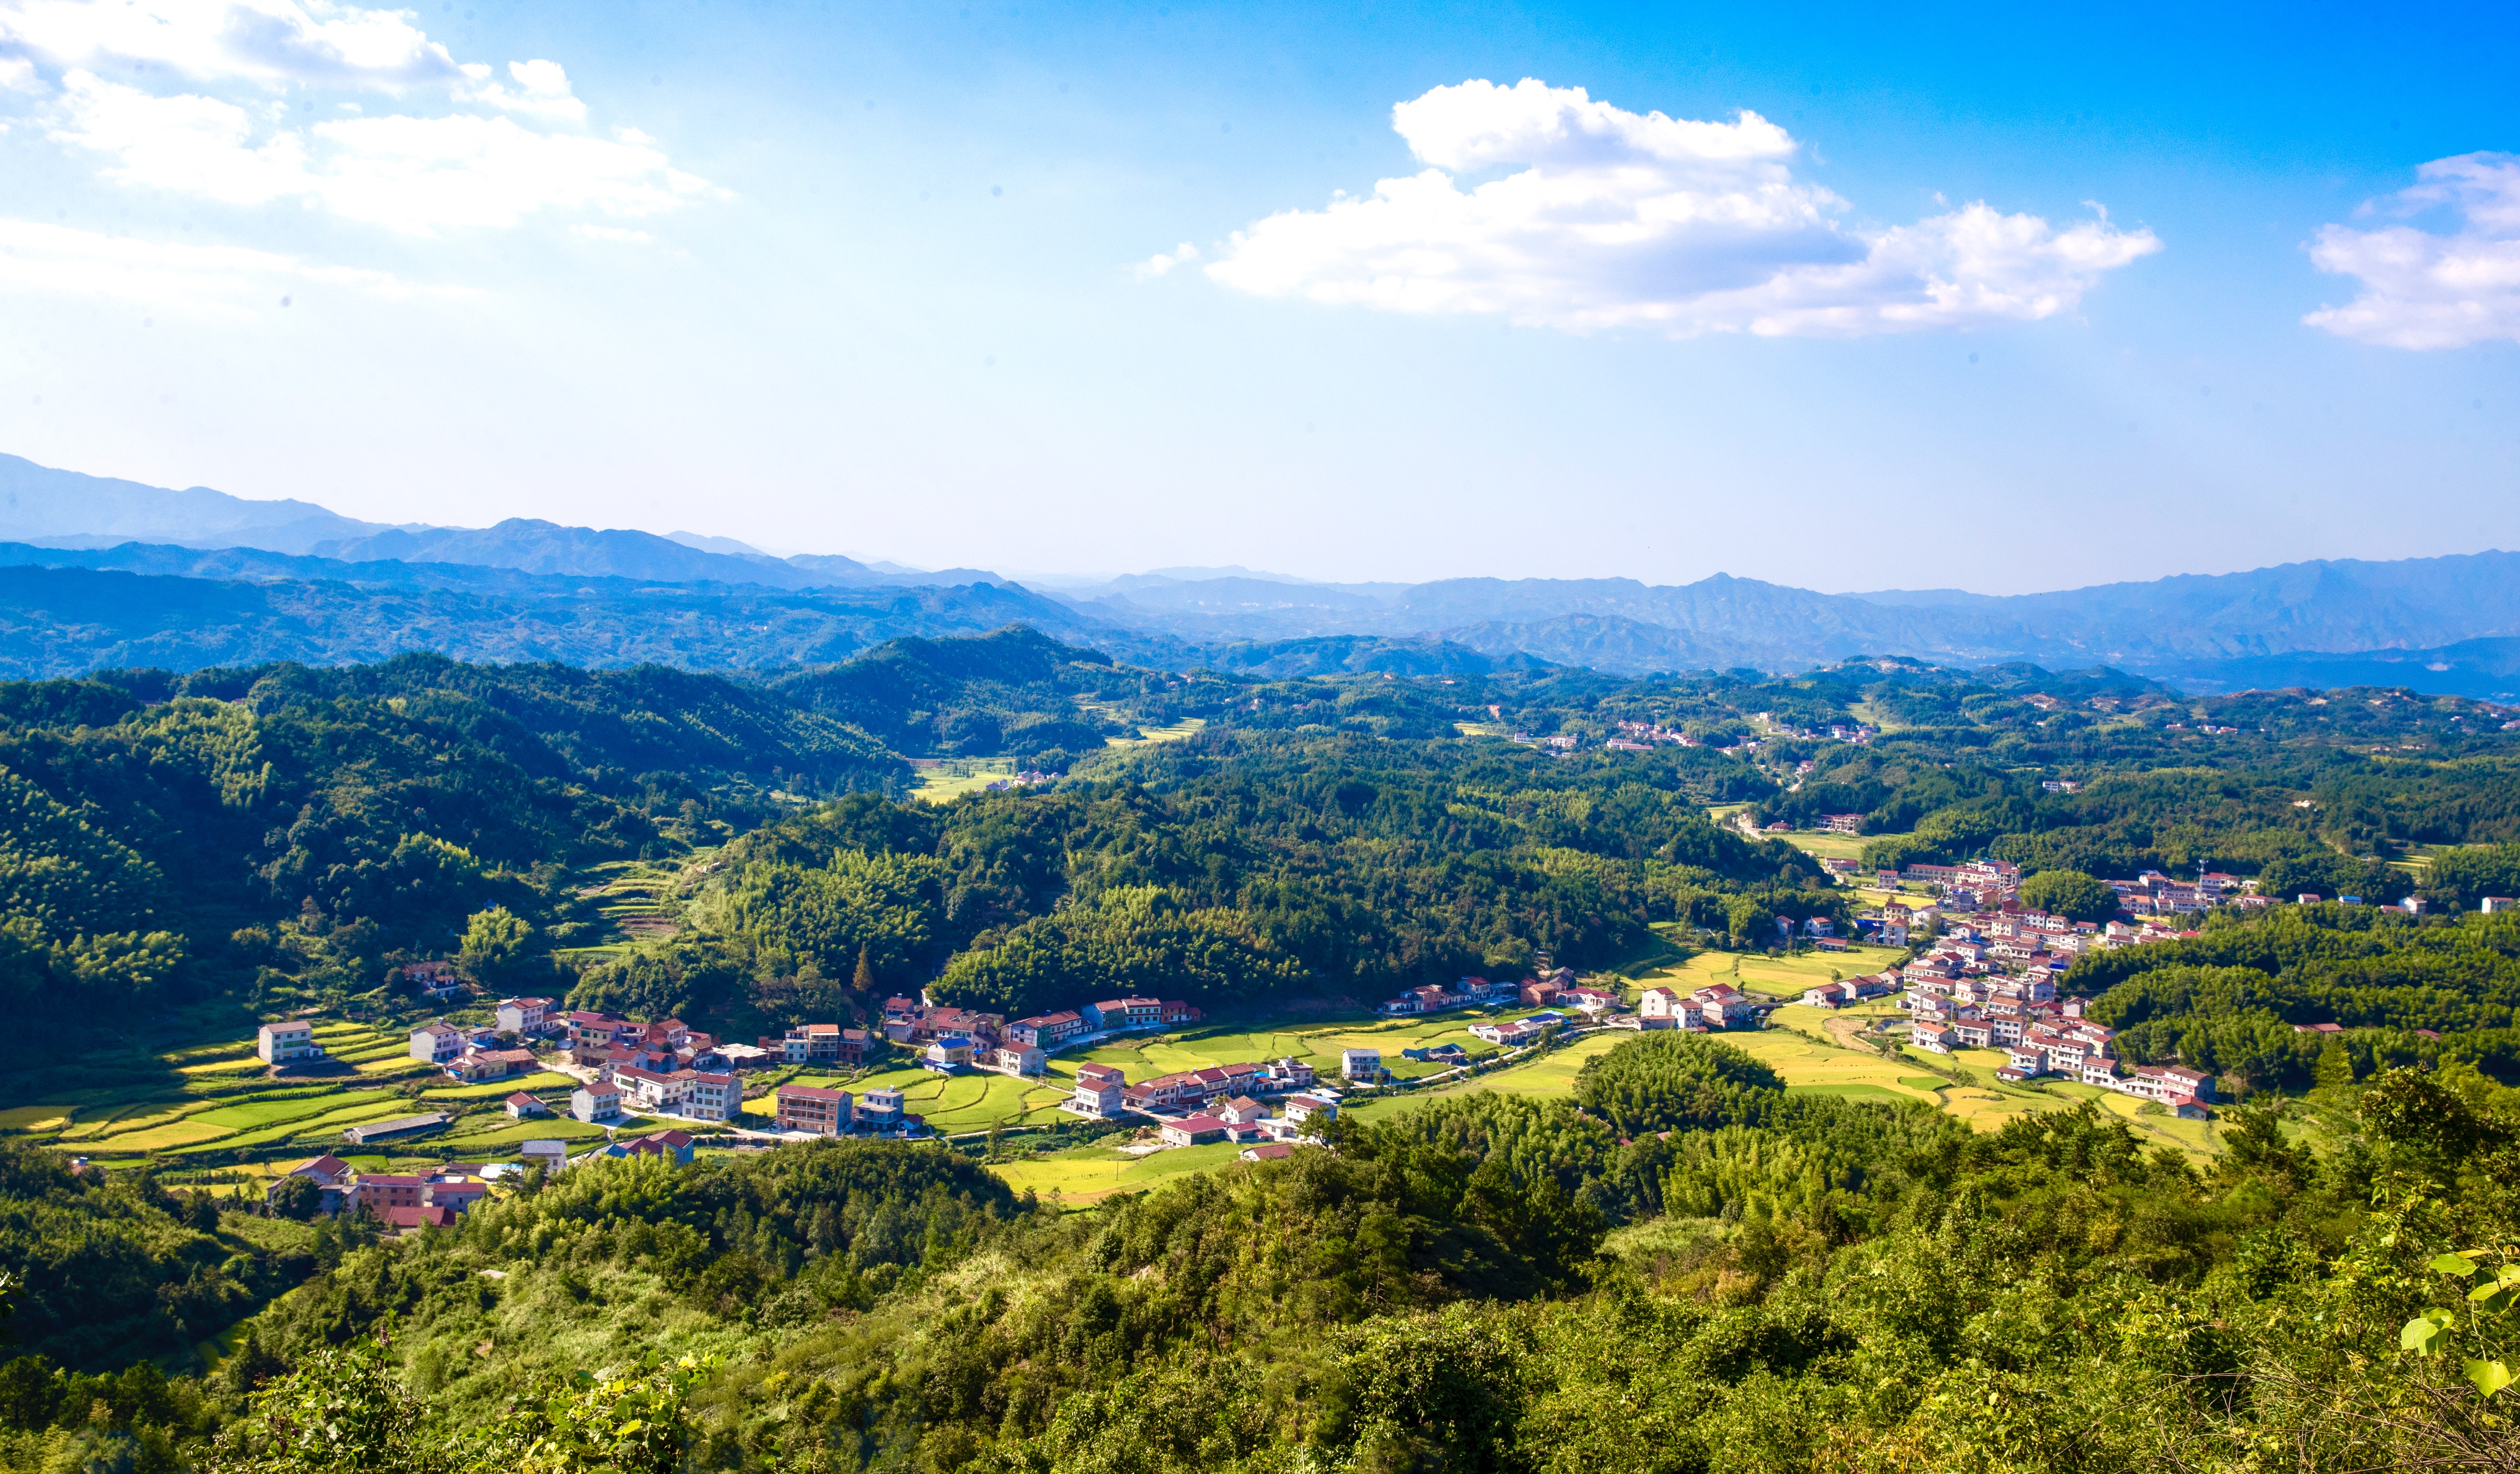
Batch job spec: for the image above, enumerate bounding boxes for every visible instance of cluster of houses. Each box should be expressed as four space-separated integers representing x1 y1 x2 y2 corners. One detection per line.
1828 909 2223 1116
854 994 1206 1080
1150 1091 1339 1153
261 1131 704 1228
766 1082 919 1137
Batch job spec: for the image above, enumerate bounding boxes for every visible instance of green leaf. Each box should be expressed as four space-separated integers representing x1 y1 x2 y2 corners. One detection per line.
2405 1315 2453 1355
2433 1253 2480 1276
2466 1359 2514 1397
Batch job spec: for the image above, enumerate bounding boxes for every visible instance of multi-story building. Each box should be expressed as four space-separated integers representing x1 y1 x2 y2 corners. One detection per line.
257 1021 322 1064
1006 1010 1088 1048
776 1084 852 1136
571 1080 623 1123
856 1087 906 1130
407 1021 464 1064
496 997 557 1034
1069 1063 1126 1117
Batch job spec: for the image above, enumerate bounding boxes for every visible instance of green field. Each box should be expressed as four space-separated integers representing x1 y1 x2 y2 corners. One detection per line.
991 980 2231 1204
989 1141 1247 1204
1644 943 1908 1000
1104 717 1208 748
909 757 1023 801
1775 829 1873 861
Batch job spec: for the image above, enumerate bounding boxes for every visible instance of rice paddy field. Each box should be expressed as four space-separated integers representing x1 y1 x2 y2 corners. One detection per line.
1640 943 1910 1000
761 1007 1554 1137
1774 829 1873 862
995 988 2228 1200
0 1016 639 1173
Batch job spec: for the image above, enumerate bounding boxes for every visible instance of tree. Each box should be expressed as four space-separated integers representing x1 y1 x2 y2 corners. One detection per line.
2018 869 2121 924
2313 1039 2356 1091
2425 842 2520 912
269 1175 322 1222
206 1335 439 1474
852 943 877 994
457 907 536 988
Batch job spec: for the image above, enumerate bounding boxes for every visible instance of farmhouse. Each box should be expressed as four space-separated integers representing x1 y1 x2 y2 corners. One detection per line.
495 996 557 1035
1068 1062 1127 1117
257 1021 323 1065
1160 1115 1230 1147
571 1080 623 1123
407 1021 465 1065
855 1087 907 1131
342 1112 451 1147
1006 1010 1087 1048
265 1155 352 1214
776 1084 852 1136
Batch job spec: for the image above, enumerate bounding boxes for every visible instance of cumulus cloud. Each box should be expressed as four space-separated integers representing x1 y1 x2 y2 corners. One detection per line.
47 70 712 232
1201 78 2160 337
0 215 462 310
0 0 461 89
459 58 586 123
2304 152 2520 349
1 0 714 238
1132 240 1200 280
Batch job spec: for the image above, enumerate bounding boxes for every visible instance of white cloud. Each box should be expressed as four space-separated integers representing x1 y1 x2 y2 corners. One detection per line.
570 222 651 243
52 70 311 202
0 214 461 310
2304 152 2520 349
459 58 586 123
0 0 461 89
37 53 716 236
1132 240 1200 281
1202 78 2160 337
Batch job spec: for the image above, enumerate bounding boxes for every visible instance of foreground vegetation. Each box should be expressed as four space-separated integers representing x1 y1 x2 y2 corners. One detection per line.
8 1033 2516 1473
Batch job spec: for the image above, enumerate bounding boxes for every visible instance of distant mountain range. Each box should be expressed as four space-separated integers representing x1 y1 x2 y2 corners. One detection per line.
0 453 395 554
0 562 1106 679
0 456 1007 590
1 453 2517 698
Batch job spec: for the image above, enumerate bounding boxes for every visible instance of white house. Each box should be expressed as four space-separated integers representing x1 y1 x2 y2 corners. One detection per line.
408 1021 465 1065
571 1080 623 1123
1068 1062 1126 1117
1340 1049 1382 1082
257 1021 323 1065
495 996 557 1035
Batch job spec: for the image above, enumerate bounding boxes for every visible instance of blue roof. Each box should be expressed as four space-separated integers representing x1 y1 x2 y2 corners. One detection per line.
932 1035 975 1048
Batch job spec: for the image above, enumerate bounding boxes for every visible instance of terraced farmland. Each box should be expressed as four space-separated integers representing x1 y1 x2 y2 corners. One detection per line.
576 860 694 943
0 1018 623 1172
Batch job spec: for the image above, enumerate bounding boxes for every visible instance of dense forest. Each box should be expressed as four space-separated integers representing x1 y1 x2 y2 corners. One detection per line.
6 628 2520 1045
7 1034 2515 1472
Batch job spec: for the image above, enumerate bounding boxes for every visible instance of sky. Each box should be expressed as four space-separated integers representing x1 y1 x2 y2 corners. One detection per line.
0 0 2514 594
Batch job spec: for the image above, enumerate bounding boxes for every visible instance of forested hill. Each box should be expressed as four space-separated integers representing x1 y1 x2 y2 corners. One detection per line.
0 655 903 1018
11 628 2520 1034
761 626 1129 762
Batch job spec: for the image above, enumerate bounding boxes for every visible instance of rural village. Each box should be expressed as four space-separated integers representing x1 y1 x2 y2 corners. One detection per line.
195 837 2465 1233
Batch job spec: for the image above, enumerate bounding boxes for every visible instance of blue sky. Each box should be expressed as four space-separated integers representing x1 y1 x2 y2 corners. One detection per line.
0 0 2513 592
